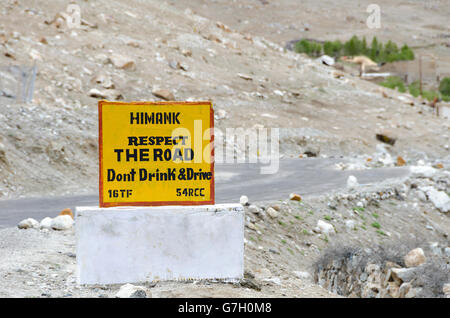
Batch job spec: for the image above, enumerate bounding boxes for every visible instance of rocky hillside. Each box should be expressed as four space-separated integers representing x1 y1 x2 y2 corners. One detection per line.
0 0 449 198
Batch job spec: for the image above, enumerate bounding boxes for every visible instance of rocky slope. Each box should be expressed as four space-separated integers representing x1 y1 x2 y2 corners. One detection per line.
0 0 449 198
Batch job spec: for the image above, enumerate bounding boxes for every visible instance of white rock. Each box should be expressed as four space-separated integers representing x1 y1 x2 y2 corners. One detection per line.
248 204 260 214
319 55 335 66
293 271 312 280
266 207 279 218
347 175 359 189
416 190 427 202
254 267 272 280
410 166 436 178
216 109 227 120
240 195 249 206
115 283 147 298
40 217 53 230
262 277 282 285
317 220 335 235
108 53 136 70
345 220 356 231
404 248 426 268
420 187 450 213
51 215 74 230
443 283 450 296
379 153 394 166
18 218 39 229
445 247 450 258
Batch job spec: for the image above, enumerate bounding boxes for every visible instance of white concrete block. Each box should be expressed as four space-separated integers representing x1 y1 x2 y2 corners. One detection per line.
75 204 244 285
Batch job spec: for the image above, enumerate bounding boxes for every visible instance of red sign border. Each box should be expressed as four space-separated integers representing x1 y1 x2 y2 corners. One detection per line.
98 100 215 208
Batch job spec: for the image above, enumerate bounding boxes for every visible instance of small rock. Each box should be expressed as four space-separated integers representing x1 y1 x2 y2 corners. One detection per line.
94 74 114 89
317 220 335 235
399 282 412 298
18 218 39 230
410 166 436 178
239 195 249 206
216 109 227 120
168 60 180 70
254 268 271 280
421 187 449 213
404 248 426 268
345 220 356 231
347 175 359 189
152 89 175 101
248 204 260 214
237 73 253 81
390 267 417 283
246 222 257 230
397 156 406 166
443 284 450 296
289 193 301 201
376 133 396 146
88 88 122 100
416 190 427 202
319 55 335 66
207 34 222 43
293 271 312 280
444 247 450 257
115 283 148 298
181 49 192 57
108 53 136 70
51 215 74 231
266 207 279 218
429 242 442 256
40 217 53 230
59 208 74 220
88 88 107 99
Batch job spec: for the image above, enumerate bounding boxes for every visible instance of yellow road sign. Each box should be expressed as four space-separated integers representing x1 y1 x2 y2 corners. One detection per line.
98 101 214 207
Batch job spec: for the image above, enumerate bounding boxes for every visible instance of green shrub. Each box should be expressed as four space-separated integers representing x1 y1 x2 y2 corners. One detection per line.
343 35 362 56
422 90 440 101
382 40 399 63
371 222 381 229
400 44 414 61
408 81 421 97
294 39 322 57
323 40 343 57
439 77 450 96
380 76 406 93
294 36 414 64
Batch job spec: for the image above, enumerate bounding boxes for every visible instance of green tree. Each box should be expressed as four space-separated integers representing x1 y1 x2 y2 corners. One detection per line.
438 77 450 96
370 36 380 61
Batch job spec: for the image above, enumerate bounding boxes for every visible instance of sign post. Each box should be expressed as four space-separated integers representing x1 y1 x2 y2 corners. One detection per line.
98 101 214 207
75 100 244 285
